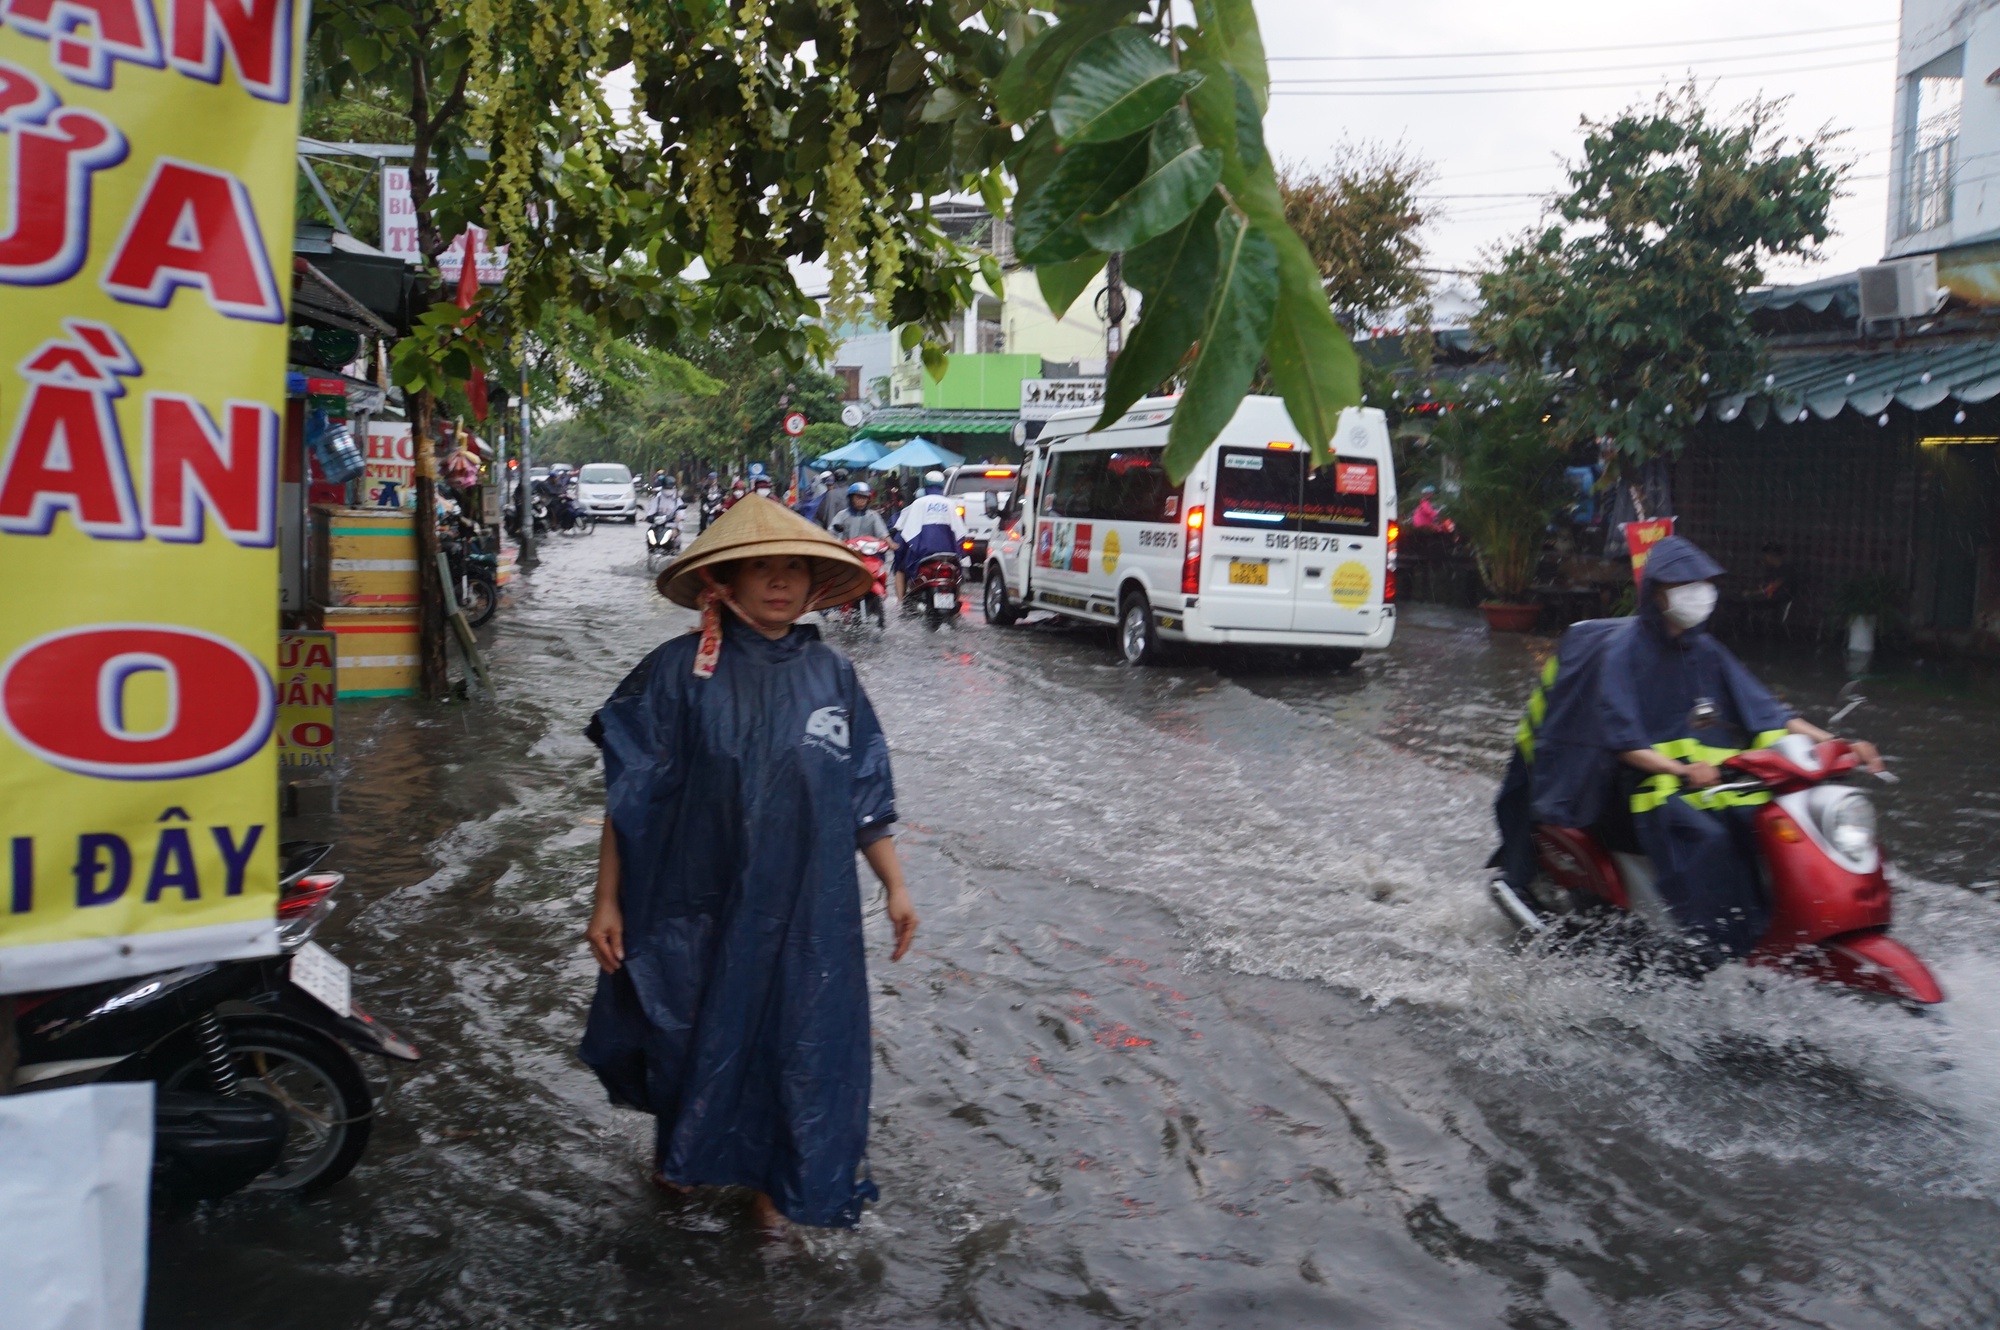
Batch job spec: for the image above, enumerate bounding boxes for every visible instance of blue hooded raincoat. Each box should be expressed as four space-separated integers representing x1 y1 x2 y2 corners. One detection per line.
581 617 895 1227
1493 537 1795 959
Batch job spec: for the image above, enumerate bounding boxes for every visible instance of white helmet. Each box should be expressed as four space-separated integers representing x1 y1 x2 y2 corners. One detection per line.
923 470 945 485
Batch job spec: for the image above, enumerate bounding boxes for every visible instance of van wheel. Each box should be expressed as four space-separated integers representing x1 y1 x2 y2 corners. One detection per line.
1119 591 1162 666
984 569 1020 626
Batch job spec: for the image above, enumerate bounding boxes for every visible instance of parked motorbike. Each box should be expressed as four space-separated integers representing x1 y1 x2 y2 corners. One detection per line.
829 535 890 629
909 550 966 628
10 842 420 1197
1490 715 1941 1004
645 507 683 564
441 514 499 627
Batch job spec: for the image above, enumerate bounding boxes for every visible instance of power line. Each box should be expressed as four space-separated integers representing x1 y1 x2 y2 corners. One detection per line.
1270 54 1889 96
1265 20 1894 62
1270 38 1890 85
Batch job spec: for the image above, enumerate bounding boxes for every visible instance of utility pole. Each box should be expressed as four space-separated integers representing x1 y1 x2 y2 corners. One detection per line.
413 394 449 699
1103 254 1127 366
517 368 535 566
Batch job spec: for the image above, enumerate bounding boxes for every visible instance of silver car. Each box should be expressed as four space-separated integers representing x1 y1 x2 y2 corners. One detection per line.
576 462 639 521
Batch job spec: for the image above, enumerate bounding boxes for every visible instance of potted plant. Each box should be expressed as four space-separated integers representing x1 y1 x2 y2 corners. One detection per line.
1424 375 1571 632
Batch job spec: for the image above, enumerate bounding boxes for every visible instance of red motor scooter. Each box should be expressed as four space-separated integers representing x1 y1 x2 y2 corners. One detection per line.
909 548 966 628
1491 729 1943 1004
833 535 891 629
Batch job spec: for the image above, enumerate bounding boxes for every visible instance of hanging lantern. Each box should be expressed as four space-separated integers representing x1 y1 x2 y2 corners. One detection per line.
1878 413 1889 426
1845 372 1856 385
1955 409 1967 424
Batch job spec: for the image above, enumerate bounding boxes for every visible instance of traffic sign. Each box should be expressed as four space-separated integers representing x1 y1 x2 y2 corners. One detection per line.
782 411 807 437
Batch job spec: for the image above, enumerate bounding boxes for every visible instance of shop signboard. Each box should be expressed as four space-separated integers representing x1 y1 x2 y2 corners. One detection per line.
1019 378 1107 422
0 4 309 992
1624 518 1677 578
380 167 507 282
275 633 336 770
364 421 415 507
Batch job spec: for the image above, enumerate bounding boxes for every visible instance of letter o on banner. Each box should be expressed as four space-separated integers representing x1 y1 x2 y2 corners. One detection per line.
0 624 274 780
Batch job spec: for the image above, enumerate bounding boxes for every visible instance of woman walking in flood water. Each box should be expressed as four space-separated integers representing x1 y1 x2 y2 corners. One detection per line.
581 495 919 1233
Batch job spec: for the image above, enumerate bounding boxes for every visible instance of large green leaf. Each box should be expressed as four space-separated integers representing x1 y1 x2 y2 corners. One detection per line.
1092 193 1224 430
993 3 1143 124
1012 133 1149 265
1050 28 1204 147
1190 0 1269 112
1164 208 1280 480
1037 252 1106 321
1262 227 1361 463
1080 138 1221 251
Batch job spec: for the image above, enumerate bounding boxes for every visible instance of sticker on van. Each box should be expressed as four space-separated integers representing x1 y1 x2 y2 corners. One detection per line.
1331 561 1372 607
1070 523 1093 573
1225 454 1265 470
1335 463 1378 495
1101 529 1120 574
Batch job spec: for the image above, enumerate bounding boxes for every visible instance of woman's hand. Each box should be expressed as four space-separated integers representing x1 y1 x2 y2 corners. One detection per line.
586 901 624 974
885 886 919 962
588 816 623 973
861 835 918 961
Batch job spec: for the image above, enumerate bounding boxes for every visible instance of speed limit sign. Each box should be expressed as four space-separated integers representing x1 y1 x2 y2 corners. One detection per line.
782 411 807 437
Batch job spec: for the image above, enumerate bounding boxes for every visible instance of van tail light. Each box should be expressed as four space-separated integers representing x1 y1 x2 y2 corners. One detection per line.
1182 505 1205 595
1385 519 1399 602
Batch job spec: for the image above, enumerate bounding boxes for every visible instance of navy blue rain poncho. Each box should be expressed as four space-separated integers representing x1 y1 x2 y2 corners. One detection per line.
1494 537 1795 954
581 617 895 1227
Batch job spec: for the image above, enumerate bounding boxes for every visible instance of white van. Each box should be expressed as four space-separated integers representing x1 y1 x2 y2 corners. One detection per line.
983 395 1398 666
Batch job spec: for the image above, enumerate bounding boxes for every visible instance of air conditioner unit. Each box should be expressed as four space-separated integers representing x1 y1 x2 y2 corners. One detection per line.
1858 255 1945 321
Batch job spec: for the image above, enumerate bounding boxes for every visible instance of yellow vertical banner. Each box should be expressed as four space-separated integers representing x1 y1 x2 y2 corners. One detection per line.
0 3 307 992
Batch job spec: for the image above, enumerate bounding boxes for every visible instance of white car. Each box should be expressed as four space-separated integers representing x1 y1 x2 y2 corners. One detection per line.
576 462 639 521
941 463 1020 569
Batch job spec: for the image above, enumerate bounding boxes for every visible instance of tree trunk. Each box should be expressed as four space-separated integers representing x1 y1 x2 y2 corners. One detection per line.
413 391 449 699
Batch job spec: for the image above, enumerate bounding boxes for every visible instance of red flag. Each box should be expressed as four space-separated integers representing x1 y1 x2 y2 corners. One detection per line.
456 228 488 421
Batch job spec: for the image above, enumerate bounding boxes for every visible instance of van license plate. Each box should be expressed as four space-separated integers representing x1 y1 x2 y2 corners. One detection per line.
1228 561 1268 586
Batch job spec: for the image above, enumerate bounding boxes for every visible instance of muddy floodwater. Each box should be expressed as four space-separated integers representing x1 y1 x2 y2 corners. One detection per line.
150 527 2000 1329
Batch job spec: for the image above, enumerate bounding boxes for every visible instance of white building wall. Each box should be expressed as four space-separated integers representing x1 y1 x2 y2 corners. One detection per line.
1888 0 2000 255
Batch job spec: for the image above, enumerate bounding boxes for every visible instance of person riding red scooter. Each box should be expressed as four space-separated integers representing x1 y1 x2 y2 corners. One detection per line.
829 482 891 626
1490 536 1939 1002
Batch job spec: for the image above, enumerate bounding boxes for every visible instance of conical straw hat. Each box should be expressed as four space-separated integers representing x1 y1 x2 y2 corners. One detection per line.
657 493 873 609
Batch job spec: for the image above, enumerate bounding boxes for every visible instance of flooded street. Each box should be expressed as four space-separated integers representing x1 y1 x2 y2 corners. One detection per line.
151 528 2000 1330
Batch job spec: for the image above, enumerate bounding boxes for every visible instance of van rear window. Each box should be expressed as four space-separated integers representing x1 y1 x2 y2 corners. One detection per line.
1214 448 1299 528
1301 460 1379 535
1216 448 1379 535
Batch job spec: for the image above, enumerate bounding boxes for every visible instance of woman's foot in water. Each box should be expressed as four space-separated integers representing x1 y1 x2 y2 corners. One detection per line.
649 1169 692 1195
750 1191 789 1237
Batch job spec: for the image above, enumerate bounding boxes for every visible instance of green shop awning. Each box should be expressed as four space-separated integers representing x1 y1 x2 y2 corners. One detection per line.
1713 337 2000 426
853 408 1017 441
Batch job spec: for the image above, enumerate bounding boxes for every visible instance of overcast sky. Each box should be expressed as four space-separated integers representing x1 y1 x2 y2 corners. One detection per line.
1253 0 1901 320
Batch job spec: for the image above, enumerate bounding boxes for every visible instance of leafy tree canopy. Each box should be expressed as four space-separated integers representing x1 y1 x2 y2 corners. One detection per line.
1279 144 1433 331
307 0 1363 481
1476 86 1842 465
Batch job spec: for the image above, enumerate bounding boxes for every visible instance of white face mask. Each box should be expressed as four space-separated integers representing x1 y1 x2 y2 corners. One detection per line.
1662 581 1718 629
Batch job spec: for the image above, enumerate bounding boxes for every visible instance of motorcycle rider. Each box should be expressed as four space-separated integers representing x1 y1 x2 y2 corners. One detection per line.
1494 535 1882 965
699 472 723 532
828 481 890 542
891 470 967 604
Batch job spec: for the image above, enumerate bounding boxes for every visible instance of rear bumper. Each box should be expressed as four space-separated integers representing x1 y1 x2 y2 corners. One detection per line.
1166 606 1396 650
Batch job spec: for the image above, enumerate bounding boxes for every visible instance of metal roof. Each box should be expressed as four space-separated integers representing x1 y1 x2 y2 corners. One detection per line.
1744 274 1861 318
853 408 1017 440
1712 337 2000 426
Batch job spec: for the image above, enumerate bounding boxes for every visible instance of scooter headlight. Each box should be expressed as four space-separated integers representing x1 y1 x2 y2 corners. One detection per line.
1817 789 1877 858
